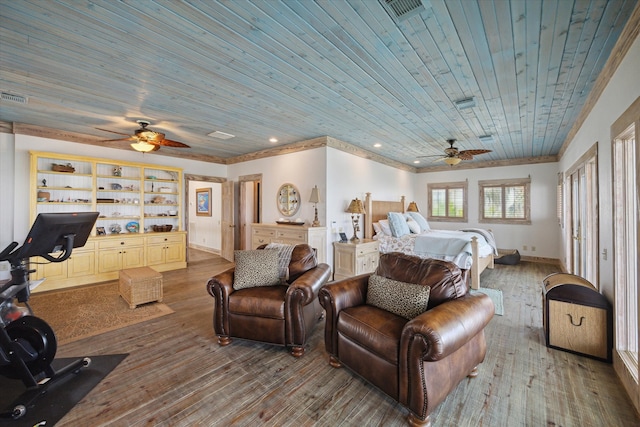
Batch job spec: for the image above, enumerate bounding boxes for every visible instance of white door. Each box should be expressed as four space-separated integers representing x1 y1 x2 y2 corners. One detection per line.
221 180 235 261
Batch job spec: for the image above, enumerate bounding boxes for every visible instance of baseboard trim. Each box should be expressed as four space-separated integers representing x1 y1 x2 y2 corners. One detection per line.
189 244 220 255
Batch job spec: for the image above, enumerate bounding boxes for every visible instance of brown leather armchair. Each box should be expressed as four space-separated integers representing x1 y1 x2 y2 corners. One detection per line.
207 244 331 357
319 253 494 427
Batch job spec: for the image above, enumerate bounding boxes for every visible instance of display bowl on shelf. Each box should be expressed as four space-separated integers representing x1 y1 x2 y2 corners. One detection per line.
152 224 173 232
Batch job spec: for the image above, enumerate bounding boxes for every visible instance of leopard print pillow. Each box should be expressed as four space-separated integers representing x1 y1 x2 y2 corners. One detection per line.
366 274 430 319
233 250 281 290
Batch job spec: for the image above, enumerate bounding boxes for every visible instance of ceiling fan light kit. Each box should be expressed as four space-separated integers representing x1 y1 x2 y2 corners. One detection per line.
101 120 191 152
444 157 462 166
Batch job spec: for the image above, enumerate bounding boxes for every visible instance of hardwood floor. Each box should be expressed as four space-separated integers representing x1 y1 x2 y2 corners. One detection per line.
46 259 638 426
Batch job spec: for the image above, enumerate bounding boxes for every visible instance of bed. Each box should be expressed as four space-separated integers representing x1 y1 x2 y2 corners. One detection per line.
363 193 495 290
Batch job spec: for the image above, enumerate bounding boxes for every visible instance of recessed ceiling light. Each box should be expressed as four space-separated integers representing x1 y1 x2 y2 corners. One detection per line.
414 160 420 164
208 131 235 140
269 137 278 143
373 143 382 148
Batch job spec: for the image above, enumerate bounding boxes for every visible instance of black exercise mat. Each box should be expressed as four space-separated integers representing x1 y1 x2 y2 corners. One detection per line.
0 354 127 426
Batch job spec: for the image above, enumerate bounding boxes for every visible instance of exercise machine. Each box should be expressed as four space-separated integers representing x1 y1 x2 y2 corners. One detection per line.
0 212 98 419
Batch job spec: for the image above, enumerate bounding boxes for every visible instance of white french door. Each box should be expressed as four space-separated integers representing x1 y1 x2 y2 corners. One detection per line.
566 145 598 283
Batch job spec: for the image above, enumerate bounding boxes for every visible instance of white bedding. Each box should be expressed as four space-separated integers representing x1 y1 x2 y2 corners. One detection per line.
376 229 496 270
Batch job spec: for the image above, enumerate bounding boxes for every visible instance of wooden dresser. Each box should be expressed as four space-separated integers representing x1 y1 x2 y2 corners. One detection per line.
333 239 379 281
542 273 612 362
250 223 327 264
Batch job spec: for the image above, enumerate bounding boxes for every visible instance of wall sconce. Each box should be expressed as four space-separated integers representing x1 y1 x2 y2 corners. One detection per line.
407 201 419 212
345 198 366 243
309 185 321 227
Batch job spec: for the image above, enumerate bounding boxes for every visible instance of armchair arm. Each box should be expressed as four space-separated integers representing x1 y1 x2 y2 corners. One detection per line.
206 267 236 336
401 293 494 362
318 274 369 356
286 263 332 305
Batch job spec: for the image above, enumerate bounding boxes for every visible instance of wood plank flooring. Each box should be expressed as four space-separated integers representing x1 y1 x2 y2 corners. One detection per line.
45 257 639 426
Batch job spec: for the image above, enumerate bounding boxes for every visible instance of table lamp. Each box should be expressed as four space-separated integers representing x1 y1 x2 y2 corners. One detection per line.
309 185 321 227
345 198 366 243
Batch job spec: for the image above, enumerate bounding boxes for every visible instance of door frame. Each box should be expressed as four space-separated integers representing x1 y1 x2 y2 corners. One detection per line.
184 174 226 262
238 174 262 250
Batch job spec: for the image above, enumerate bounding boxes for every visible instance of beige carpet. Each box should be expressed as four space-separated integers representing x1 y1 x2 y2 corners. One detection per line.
28 282 174 345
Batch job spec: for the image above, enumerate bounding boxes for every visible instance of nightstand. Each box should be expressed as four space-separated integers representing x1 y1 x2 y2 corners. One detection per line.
542 273 612 362
333 239 379 281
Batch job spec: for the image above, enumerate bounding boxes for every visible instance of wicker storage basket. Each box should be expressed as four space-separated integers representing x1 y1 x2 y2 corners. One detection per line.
119 267 163 309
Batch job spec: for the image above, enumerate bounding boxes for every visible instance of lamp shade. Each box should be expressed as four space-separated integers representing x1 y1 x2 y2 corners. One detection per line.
443 157 462 166
346 198 365 214
407 201 419 212
309 185 320 203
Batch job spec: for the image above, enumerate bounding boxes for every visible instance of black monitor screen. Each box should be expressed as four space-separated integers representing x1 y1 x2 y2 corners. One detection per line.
15 212 99 260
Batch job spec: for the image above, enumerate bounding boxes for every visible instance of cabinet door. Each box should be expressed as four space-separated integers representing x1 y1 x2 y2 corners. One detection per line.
122 246 145 269
34 256 67 281
146 245 165 266
98 249 122 273
164 242 185 263
68 251 96 277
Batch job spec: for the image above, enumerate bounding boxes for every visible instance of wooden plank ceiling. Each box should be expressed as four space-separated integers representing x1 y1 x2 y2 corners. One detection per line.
0 0 636 168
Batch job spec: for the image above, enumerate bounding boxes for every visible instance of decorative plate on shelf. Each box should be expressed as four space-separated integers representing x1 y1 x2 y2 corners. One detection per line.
126 221 140 233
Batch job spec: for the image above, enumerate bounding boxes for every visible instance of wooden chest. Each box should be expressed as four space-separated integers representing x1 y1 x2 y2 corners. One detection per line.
542 273 612 362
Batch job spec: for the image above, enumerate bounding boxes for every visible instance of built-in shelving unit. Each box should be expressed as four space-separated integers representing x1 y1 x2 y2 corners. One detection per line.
29 151 187 291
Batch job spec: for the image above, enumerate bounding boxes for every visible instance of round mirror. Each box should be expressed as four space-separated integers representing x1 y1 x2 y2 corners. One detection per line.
277 183 300 217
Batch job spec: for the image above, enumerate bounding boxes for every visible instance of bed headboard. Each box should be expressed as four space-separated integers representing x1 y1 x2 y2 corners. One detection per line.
364 192 405 239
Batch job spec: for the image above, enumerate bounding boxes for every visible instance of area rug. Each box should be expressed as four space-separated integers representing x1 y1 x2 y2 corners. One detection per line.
28 282 174 345
470 287 504 316
0 354 127 427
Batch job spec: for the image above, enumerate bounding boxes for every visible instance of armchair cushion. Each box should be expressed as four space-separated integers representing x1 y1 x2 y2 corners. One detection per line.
366 274 430 320
232 249 280 290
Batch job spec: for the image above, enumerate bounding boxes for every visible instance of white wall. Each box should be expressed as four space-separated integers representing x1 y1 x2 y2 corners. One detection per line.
188 181 222 251
414 162 560 259
326 147 415 242
558 34 640 300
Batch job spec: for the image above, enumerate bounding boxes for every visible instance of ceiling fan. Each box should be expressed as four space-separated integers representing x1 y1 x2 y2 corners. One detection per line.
99 120 190 152
421 138 492 165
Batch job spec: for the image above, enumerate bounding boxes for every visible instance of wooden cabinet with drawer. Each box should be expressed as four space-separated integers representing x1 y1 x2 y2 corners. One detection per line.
333 240 379 281
542 273 612 362
146 233 186 270
250 223 327 263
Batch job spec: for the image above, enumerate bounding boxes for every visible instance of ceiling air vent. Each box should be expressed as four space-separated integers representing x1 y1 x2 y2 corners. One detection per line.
479 135 495 144
384 0 424 21
1 91 28 104
454 97 476 110
207 130 235 140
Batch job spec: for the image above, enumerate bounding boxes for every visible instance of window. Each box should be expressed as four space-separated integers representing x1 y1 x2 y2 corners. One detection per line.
427 181 467 222
479 178 531 224
613 120 638 381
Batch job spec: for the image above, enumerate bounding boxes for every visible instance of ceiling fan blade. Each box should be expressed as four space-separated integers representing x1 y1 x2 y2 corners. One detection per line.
156 138 190 148
96 127 130 136
101 136 136 142
458 149 492 160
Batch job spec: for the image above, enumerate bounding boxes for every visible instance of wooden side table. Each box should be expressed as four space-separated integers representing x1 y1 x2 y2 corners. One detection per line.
542 273 612 362
333 240 379 281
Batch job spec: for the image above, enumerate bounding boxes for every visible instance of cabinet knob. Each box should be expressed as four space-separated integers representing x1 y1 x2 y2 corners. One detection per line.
120 241 125 245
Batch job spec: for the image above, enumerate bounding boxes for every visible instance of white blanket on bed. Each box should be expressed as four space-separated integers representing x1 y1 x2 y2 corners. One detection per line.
413 230 474 257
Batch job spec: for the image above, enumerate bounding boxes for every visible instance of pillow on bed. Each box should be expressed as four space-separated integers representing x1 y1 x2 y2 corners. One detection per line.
406 211 430 232
372 222 382 236
367 274 430 320
406 218 421 234
378 219 392 236
387 212 410 237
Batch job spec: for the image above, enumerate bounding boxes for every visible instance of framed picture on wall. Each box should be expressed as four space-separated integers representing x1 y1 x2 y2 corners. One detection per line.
196 188 212 216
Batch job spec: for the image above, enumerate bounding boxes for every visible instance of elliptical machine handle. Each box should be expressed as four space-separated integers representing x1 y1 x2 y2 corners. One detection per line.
0 242 19 262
